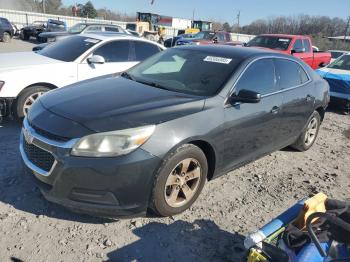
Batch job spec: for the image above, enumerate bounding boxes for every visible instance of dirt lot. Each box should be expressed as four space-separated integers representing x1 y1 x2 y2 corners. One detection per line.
0 39 349 262
0 38 35 53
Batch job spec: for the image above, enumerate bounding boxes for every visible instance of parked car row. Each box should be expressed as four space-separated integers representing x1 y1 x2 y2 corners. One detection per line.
0 34 165 118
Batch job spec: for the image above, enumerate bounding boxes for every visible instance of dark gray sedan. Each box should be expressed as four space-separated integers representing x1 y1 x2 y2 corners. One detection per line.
20 46 329 218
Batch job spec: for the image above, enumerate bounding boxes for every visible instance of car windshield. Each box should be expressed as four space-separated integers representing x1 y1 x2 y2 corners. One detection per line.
126 48 242 96
328 55 350 70
38 36 101 62
68 23 87 34
246 36 292 51
193 31 215 40
330 51 346 60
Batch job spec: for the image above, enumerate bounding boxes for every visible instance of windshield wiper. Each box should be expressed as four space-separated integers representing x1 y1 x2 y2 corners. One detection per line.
135 79 170 91
121 72 135 81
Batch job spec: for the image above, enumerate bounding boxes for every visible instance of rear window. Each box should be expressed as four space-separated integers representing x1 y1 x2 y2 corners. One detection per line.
38 36 101 62
133 41 161 61
328 55 350 70
247 36 292 51
330 51 345 60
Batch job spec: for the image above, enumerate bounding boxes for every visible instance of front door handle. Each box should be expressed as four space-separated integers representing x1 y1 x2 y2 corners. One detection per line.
271 106 280 114
306 95 312 102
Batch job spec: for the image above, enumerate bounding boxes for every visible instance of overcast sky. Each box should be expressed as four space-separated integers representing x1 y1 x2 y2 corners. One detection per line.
62 0 349 25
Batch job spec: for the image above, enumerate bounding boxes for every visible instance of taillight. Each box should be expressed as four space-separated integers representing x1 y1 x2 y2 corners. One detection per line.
0 81 4 92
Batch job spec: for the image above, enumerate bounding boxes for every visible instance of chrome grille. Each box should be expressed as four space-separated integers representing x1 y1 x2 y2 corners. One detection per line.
23 140 55 172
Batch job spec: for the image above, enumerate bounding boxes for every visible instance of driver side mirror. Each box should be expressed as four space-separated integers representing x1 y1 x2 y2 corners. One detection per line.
291 48 305 54
213 36 218 43
87 55 105 64
229 89 261 104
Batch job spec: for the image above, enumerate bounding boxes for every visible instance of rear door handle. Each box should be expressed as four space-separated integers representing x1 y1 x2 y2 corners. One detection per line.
271 106 280 114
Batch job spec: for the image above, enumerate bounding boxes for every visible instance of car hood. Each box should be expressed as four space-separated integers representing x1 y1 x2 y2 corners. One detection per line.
38 76 205 134
39 31 70 38
316 68 350 95
0 52 62 72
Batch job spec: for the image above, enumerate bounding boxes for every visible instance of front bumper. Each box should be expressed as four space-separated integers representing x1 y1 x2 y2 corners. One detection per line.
330 92 350 110
19 118 162 218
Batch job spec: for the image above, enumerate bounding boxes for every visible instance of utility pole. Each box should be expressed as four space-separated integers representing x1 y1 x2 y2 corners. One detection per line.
42 0 46 13
192 9 195 22
345 16 350 42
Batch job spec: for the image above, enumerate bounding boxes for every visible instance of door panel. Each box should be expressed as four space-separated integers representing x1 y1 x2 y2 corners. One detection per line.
223 95 282 171
274 59 314 140
222 58 283 171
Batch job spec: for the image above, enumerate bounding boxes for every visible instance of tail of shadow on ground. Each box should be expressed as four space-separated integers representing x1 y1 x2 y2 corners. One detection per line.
107 219 246 262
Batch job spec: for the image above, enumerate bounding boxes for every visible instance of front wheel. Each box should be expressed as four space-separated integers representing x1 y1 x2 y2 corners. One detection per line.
291 111 321 151
2 32 11 43
151 144 208 217
15 86 50 118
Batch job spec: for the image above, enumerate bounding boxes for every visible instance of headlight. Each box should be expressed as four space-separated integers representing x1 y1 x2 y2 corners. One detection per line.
71 125 155 157
0 81 4 92
47 37 56 43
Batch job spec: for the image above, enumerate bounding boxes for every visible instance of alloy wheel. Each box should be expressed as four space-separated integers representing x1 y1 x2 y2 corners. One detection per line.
164 158 202 208
23 91 45 116
304 117 318 147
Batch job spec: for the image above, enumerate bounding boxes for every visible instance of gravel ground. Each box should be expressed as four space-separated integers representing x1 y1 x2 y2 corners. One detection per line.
0 38 35 53
0 40 349 262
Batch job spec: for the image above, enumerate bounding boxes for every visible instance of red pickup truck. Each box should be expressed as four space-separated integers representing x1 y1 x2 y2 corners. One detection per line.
246 34 331 69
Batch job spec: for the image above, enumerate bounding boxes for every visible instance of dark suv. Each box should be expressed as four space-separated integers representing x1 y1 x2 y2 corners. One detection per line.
0 17 14 43
21 46 329 218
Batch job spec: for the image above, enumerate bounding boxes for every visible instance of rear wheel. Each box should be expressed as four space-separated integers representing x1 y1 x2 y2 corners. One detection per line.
151 144 207 217
15 86 50 118
291 111 321 151
2 32 11 43
23 33 30 41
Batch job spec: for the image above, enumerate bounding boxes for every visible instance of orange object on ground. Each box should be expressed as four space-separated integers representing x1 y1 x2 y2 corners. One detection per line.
294 192 327 229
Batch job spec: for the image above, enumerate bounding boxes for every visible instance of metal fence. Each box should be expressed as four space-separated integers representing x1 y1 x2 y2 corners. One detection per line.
0 9 255 42
0 8 127 29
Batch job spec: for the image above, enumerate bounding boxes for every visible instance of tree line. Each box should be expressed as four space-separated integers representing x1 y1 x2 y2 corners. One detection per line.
239 15 349 37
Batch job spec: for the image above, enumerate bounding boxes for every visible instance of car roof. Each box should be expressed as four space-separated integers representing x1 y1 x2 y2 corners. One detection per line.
176 45 291 60
78 22 122 27
78 33 166 49
259 34 309 38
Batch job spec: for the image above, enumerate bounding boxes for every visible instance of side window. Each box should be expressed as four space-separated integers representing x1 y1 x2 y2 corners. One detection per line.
293 39 303 51
105 26 120 32
133 41 160 61
274 59 309 89
85 26 102 32
303 39 311 52
92 41 130 63
235 59 276 95
225 33 231 42
217 33 225 41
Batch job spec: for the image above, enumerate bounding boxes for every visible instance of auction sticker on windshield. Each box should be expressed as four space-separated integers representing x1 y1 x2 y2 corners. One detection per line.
84 38 100 44
204 56 232 64
278 38 290 42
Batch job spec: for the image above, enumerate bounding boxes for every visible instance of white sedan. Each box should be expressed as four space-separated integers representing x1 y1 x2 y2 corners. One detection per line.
0 33 165 118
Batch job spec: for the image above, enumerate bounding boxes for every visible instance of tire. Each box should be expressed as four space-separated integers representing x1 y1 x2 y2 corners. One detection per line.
15 86 50 119
2 32 11 43
291 111 321 152
23 33 30 41
151 144 208 217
